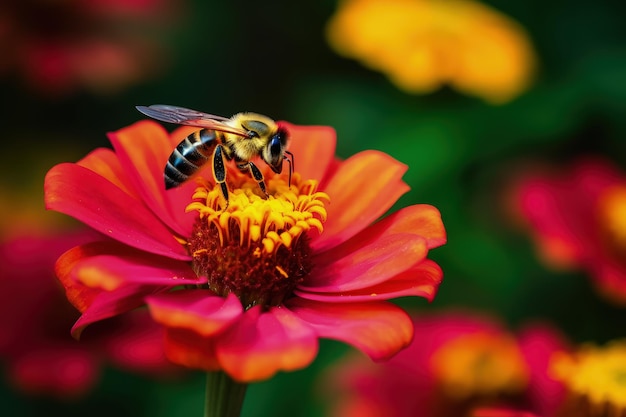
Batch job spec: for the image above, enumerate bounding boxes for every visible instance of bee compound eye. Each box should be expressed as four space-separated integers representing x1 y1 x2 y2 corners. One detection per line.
270 136 282 157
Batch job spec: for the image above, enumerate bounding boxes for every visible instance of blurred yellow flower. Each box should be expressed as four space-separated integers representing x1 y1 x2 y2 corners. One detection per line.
326 0 537 104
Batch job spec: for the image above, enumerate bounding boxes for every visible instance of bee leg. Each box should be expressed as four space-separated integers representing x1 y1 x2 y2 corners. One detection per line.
242 161 269 198
213 145 229 208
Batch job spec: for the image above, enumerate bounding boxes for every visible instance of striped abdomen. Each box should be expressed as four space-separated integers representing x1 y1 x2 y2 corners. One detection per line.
164 129 219 189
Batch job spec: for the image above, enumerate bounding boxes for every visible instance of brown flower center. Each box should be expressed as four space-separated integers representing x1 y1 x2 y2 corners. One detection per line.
185 172 329 309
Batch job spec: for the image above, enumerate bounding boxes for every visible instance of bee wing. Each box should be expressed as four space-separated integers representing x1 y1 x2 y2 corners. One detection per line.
136 105 249 137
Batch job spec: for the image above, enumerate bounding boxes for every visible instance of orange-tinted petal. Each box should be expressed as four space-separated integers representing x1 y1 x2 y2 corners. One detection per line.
380 204 447 249
295 259 442 302
287 298 413 361
162 327 221 371
313 150 410 252
69 242 201 291
146 291 242 337
215 306 319 382
303 233 428 292
108 120 193 236
56 244 102 313
279 122 337 184
77 147 138 197
45 163 190 260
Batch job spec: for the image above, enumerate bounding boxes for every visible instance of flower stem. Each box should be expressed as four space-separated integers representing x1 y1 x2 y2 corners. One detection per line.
204 371 248 417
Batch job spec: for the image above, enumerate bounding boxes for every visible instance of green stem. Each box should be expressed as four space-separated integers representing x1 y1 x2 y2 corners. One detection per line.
204 371 248 417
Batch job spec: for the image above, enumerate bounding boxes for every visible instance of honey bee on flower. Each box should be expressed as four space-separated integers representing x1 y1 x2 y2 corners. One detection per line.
136 104 293 206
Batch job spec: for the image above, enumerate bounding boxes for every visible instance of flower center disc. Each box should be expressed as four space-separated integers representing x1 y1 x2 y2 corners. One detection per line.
186 172 329 309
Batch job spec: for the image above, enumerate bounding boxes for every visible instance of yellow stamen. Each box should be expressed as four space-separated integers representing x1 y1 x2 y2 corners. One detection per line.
430 332 529 400
186 173 329 255
550 340 626 415
185 171 329 308
275 265 289 278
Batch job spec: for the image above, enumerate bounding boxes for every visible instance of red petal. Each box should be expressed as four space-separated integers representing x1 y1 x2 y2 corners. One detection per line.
313 150 410 252
295 259 443 302
302 233 428 292
215 306 319 382
108 121 195 236
146 291 242 337
162 327 221 371
279 122 337 183
71 283 163 339
287 298 413 361
45 163 190 260
68 241 201 290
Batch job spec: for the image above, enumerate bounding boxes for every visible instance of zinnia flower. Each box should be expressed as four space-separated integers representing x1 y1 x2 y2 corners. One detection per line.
326 0 536 104
513 158 626 305
321 311 568 417
0 230 178 398
44 117 446 383
475 338 626 417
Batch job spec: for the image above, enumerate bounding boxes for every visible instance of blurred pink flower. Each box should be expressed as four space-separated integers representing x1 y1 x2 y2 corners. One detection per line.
322 311 568 417
475 338 626 417
0 0 179 95
0 230 178 398
513 158 626 305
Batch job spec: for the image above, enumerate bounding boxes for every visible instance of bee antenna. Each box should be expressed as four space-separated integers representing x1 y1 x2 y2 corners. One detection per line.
285 150 294 187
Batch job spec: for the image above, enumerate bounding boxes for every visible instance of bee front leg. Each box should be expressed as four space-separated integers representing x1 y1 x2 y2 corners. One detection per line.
213 145 229 207
240 161 269 198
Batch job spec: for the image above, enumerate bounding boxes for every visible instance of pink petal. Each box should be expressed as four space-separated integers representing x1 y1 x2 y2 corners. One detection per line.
313 150 410 252
517 324 569 417
69 241 201 290
72 283 165 339
295 259 442 302
302 233 428 292
279 122 337 184
107 121 195 236
146 291 243 337
215 306 319 382
471 407 541 417
45 163 190 260
77 147 138 198
287 298 413 361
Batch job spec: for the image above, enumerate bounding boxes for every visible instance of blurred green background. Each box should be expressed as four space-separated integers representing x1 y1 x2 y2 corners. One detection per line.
2 0 626 416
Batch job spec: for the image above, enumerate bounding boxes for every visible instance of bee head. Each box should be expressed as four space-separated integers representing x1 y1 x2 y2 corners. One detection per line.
262 127 289 174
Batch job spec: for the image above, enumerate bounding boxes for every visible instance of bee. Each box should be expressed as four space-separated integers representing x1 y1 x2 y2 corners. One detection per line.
136 104 293 205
